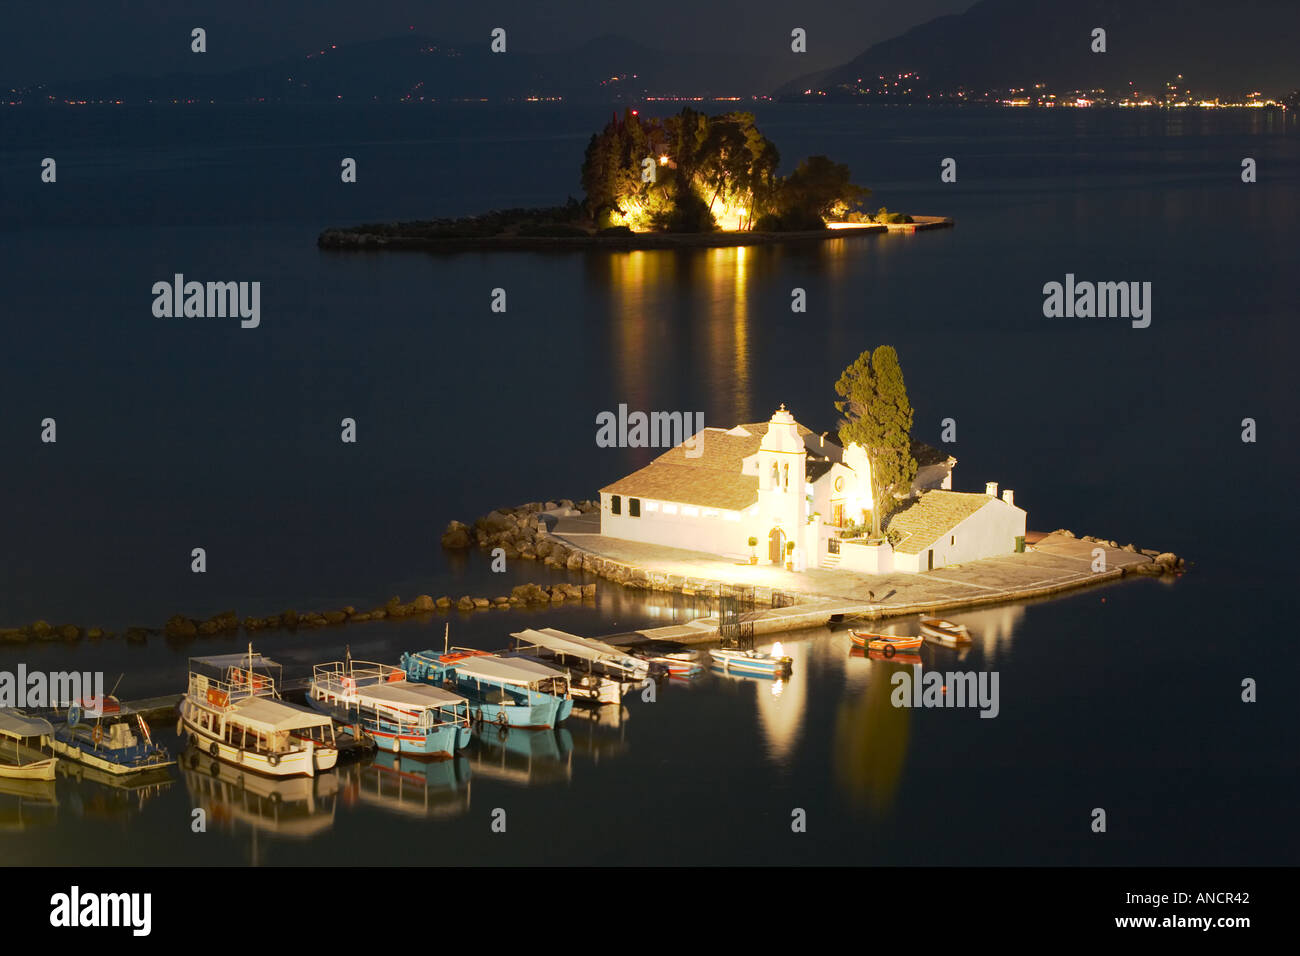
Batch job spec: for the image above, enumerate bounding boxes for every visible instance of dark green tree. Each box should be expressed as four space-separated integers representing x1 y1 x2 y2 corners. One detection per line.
778 155 870 225
835 345 917 539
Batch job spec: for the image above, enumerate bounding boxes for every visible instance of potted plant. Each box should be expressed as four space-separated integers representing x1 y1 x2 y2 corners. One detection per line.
785 540 796 571
748 537 758 564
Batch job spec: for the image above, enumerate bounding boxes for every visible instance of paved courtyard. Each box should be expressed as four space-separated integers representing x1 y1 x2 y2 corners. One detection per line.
554 512 1157 624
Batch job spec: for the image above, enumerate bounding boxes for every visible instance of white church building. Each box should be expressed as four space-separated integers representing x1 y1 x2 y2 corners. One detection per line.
598 405 1026 574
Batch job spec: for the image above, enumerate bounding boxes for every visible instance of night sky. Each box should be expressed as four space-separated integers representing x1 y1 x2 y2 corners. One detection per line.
2 0 973 84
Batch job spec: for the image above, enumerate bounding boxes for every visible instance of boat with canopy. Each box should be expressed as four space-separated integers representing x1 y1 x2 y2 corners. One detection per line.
179 648 338 778
509 627 649 704
402 648 571 729
49 696 174 776
0 710 58 781
308 656 471 757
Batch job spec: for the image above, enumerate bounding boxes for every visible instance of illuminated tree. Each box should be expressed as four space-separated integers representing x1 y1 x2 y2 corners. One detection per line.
835 346 916 539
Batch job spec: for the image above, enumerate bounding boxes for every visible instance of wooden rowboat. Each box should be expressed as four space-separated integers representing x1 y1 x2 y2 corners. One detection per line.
850 630 920 649
919 618 972 644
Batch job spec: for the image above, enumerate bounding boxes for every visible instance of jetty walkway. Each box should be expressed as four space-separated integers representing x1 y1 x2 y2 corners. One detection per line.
551 517 1160 646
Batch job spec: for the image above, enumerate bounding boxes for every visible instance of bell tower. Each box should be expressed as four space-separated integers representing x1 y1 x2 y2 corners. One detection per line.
755 405 805 561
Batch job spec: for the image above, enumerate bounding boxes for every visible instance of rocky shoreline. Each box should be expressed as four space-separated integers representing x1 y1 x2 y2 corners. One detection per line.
442 499 728 603
1 505 1184 650
0 581 596 649
1047 529 1186 576
317 223 905 253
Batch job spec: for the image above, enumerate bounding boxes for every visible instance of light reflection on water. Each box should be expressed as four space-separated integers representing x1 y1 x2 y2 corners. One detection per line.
0 609 1026 855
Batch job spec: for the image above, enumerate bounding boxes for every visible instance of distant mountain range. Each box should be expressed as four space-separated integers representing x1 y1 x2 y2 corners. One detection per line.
9 33 803 104
779 0 1300 99
11 3 1296 107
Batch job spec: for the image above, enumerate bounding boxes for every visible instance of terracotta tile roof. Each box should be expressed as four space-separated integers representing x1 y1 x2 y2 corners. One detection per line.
599 420 819 512
887 491 994 554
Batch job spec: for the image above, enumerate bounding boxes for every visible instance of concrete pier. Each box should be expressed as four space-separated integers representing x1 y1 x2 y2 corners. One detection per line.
552 521 1170 646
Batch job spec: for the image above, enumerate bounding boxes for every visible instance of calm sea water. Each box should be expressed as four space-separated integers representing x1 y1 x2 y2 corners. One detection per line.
0 104 1296 865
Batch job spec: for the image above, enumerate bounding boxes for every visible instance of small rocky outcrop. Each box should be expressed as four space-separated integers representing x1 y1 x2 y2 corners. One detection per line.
440 520 472 548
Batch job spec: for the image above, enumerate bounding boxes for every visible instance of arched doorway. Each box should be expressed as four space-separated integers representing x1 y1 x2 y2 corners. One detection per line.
768 527 785 565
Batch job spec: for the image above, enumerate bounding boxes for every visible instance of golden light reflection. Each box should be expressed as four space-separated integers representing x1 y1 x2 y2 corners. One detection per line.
833 659 912 816
752 639 806 765
601 246 754 427
604 250 664 411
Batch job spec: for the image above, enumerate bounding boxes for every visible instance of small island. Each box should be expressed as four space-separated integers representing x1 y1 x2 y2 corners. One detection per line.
318 108 951 251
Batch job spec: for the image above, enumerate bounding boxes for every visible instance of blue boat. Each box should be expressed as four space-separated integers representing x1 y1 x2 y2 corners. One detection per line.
402 649 572 729
308 660 471 758
48 698 175 777
709 647 794 679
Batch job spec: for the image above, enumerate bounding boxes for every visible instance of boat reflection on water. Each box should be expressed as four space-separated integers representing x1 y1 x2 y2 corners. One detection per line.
833 658 914 818
58 760 172 819
707 639 808 767
564 703 629 765
182 745 339 841
849 646 923 666
0 777 58 831
467 725 573 787
341 751 472 819
956 605 1026 658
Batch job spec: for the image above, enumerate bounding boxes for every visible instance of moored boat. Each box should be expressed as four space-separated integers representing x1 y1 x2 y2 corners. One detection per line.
179 649 339 778
49 698 175 776
308 658 471 757
0 711 58 781
403 649 571 729
643 650 703 678
509 628 649 704
850 630 923 650
709 645 793 678
919 618 972 644
857 634 925 655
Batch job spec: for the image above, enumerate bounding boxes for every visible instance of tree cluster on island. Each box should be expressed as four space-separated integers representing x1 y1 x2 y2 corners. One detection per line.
581 108 880 233
320 110 905 244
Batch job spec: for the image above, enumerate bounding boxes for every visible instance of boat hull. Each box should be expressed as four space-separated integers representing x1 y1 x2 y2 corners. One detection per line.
0 758 58 781
920 620 971 644
181 716 335 778
462 696 559 730
48 736 175 776
709 651 793 678
306 695 467 757
366 724 460 758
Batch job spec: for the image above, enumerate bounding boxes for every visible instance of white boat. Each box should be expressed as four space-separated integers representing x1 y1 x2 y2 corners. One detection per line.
646 650 704 678
0 710 58 781
510 628 648 704
179 649 339 778
919 618 972 644
308 658 472 756
709 647 793 678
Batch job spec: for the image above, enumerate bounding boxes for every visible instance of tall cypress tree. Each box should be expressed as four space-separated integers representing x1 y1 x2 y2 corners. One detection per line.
835 345 917 539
